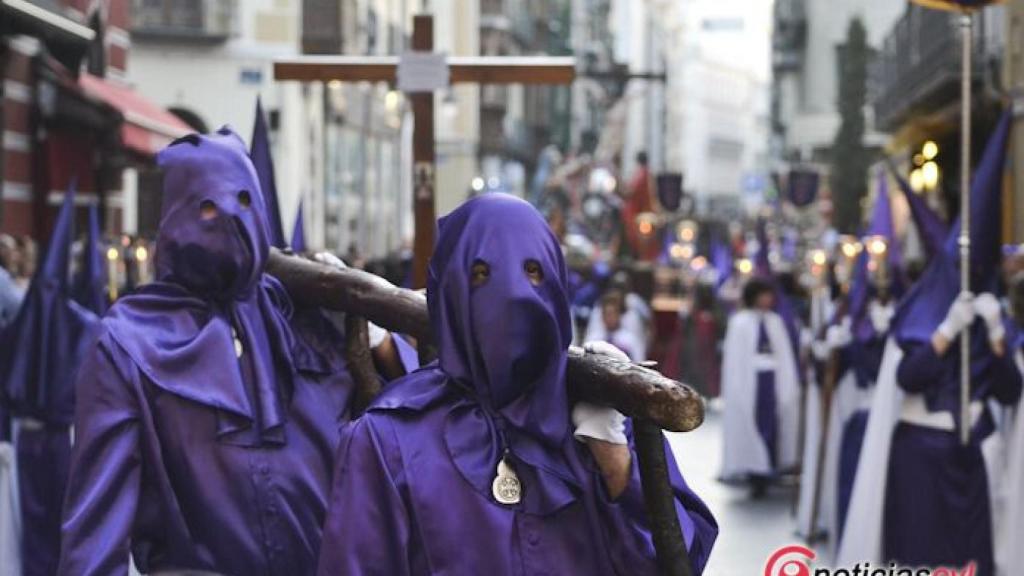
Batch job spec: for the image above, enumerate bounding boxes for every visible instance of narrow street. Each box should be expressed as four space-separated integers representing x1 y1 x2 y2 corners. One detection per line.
668 407 801 576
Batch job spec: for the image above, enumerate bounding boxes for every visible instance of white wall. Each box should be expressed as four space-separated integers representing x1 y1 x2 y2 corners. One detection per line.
778 0 905 159
663 0 773 212
128 0 306 238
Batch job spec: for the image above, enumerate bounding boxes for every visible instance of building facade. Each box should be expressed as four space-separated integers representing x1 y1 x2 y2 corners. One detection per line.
666 0 773 218
478 0 571 197
1 0 188 241
129 0 481 259
771 0 904 164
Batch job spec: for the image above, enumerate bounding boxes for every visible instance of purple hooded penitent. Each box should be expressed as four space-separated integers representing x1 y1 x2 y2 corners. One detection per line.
318 194 717 576
72 203 108 316
848 170 903 342
882 109 1022 575
58 128 354 576
0 184 101 575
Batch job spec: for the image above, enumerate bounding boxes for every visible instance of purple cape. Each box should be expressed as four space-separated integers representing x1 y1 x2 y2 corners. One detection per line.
318 194 717 575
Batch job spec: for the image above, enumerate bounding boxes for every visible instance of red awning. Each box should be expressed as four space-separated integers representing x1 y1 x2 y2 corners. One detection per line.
79 74 191 156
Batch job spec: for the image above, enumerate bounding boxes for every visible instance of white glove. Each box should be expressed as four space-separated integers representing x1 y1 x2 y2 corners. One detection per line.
583 340 630 363
311 249 360 338
367 322 388 348
868 301 894 334
314 251 347 269
973 293 1006 343
825 323 852 350
811 340 830 362
937 295 975 341
573 341 629 445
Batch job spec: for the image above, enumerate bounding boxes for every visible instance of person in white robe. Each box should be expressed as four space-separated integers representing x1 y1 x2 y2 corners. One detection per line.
720 278 801 497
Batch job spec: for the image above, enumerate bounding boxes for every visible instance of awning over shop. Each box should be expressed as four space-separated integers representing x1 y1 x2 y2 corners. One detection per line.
0 0 94 70
79 74 191 157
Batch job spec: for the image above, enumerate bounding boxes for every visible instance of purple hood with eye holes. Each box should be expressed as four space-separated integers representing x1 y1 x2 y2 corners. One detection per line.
369 193 582 514
102 128 298 446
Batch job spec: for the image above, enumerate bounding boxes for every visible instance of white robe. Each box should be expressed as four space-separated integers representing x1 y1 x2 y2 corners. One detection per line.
0 441 21 576
720 309 801 479
795 368 863 544
835 339 903 565
995 353 1024 576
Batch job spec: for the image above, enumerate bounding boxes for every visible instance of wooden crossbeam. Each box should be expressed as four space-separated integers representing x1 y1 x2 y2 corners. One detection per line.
274 56 576 85
272 14 575 288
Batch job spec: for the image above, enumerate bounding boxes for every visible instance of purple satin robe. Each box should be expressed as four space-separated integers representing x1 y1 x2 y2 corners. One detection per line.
318 371 716 576
59 129 355 575
883 332 1022 576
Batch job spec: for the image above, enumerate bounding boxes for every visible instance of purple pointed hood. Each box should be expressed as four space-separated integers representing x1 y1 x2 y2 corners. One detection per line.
849 170 903 340
291 199 307 253
72 204 108 315
104 128 298 446
893 108 1011 345
890 167 949 258
250 97 286 249
712 239 732 289
429 192 573 441
0 185 100 426
378 193 579 513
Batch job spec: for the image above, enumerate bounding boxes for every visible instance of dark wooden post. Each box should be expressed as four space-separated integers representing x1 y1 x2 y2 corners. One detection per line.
410 15 435 290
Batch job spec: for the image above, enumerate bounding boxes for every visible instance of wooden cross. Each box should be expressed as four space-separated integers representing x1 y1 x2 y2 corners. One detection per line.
274 14 576 288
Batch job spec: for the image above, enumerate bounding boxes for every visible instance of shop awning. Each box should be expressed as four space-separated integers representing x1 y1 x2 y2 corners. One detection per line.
79 74 191 156
0 0 94 69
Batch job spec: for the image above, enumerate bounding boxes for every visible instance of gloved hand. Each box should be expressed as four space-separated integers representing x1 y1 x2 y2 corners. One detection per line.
811 340 830 362
367 322 388 349
314 251 347 269
937 295 975 341
868 301 894 334
573 341 629 445
313 252 387 346
973 293 1006 343
825 322 852 350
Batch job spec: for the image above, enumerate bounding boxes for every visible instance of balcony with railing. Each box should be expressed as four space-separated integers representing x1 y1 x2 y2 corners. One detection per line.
131 0 237 42
873 4 1004 132
772 0 806 72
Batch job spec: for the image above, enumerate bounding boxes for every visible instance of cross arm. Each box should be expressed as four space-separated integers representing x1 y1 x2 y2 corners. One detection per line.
274 55 576 85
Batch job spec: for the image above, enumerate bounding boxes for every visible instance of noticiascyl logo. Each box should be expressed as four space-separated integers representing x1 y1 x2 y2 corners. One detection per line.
764 544 816 576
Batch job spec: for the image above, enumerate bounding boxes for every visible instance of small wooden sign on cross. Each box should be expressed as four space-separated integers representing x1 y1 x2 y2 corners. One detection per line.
274 14 576 288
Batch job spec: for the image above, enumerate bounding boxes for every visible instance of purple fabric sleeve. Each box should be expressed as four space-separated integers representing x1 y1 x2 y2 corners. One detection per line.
317 417 413 576
895 343 943 395
58 335 141 576
603 428 717 575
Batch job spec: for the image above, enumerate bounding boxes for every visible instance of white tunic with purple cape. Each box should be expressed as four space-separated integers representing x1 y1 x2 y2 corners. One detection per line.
720 309 800 479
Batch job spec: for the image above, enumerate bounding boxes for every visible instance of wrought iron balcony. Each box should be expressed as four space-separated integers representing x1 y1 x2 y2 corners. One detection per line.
873 4 1004 132
772 0 806 72
131 0 237 42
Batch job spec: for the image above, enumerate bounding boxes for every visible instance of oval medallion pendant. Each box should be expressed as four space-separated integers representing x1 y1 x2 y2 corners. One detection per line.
232 328 244 358
492 457 522 505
